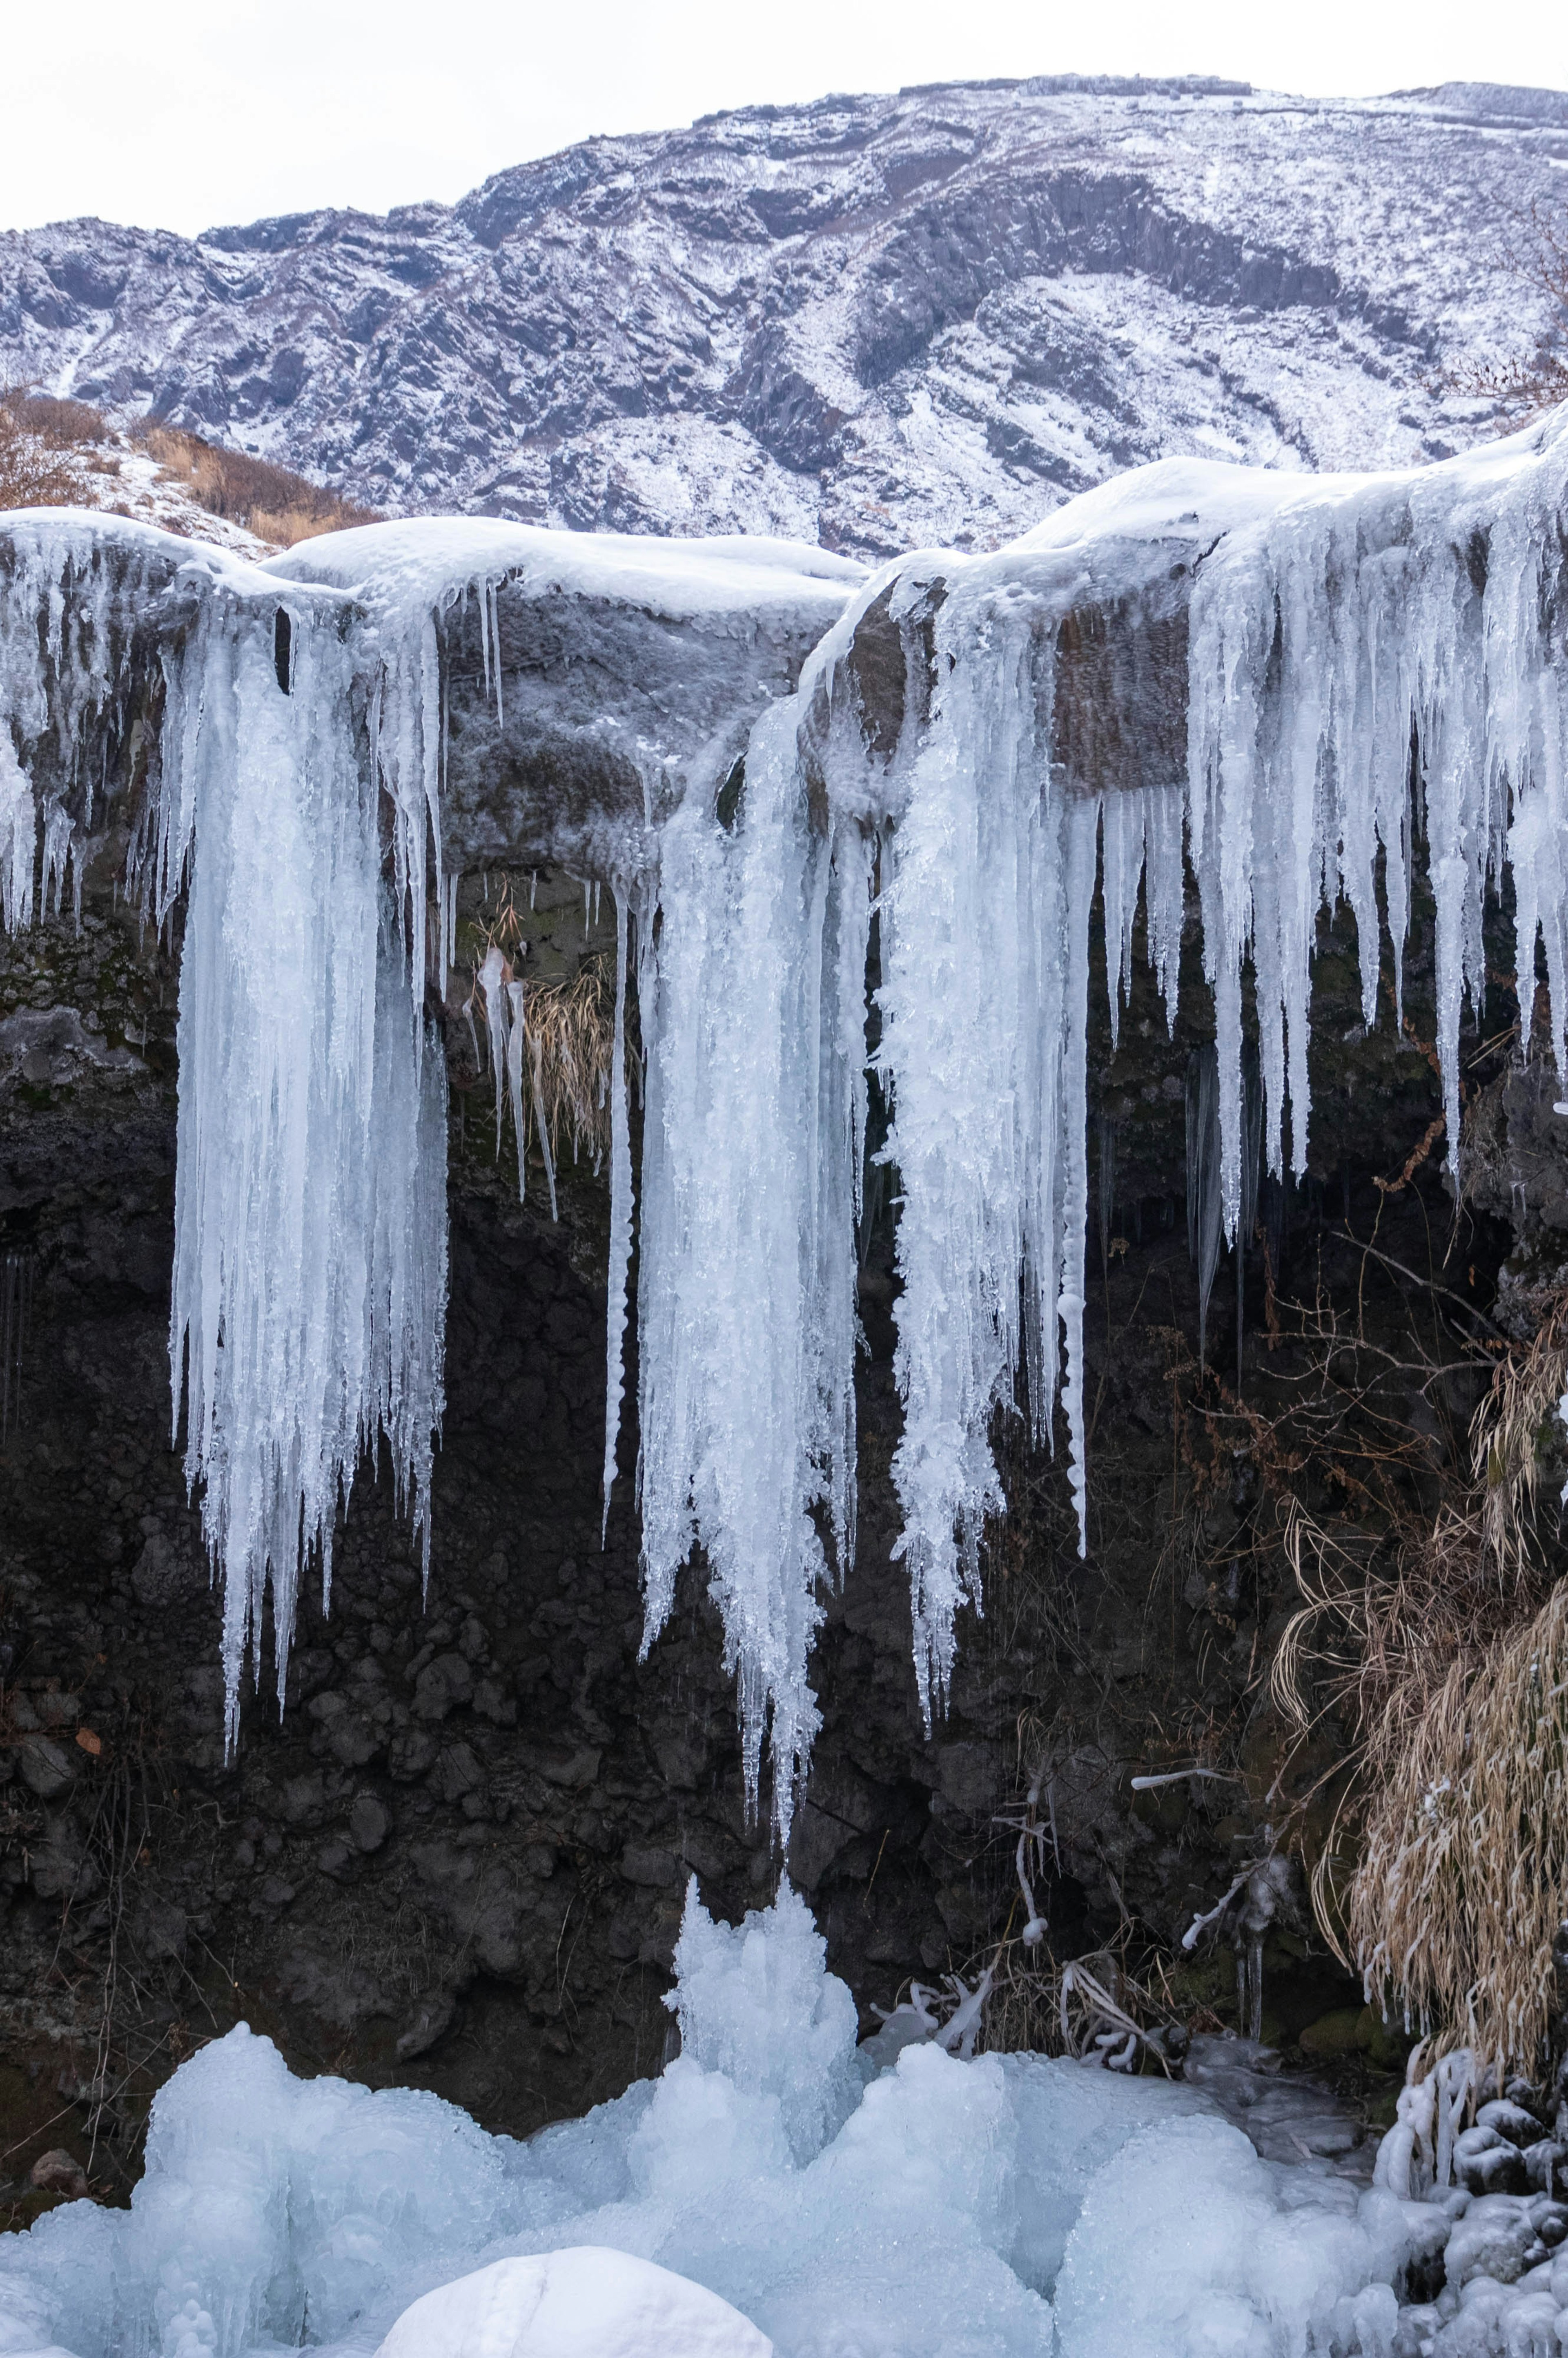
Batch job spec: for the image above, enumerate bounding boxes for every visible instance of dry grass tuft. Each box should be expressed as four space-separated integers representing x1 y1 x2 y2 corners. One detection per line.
1351 1579 1568 2077
1275 1297 1568 2070
134 421 379 546
980 1926 1192 2068
519 960 615 1172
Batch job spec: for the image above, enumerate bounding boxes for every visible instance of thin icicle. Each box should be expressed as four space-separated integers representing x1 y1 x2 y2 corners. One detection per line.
636 702 862 1839
528 1025 559 1222
0 735 36 932
505 978 528 1199
602 888 635 1543
478 943 510 1153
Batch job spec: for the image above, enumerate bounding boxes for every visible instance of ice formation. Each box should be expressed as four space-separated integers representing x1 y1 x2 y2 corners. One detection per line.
373 2249 774 2358
791 406 1568 1728
0 1880 1435 2358
631 700 871 1815
4 408 1568 1818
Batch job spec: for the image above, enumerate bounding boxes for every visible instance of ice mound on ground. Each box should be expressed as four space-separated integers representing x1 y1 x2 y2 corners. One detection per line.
372 2249 772 2358
667 1874 861 2162
1054 2113 1419 2358
0 1881 1429 2358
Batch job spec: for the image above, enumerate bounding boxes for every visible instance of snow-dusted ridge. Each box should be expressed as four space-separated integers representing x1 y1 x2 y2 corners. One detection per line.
5 75 1568 556
2 405 1567 1829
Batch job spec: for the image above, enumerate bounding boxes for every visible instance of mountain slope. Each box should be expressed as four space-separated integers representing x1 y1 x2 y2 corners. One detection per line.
2 73 1566 556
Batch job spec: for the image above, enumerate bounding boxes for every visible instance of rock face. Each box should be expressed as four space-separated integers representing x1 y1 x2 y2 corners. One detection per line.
3 77 1566 553
1 482 1566 2218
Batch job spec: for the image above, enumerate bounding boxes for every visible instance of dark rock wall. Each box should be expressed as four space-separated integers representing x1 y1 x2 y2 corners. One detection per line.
0 810 1552 2224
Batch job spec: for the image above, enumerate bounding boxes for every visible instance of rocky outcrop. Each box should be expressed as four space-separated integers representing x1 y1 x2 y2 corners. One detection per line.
4 485 1568 2230
2 79 1565 552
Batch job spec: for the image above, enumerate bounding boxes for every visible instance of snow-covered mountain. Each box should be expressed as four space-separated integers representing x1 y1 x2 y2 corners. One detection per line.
3 73 1566 557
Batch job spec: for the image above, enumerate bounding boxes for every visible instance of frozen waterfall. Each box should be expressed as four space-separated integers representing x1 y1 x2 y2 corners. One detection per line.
3 406 1568 1825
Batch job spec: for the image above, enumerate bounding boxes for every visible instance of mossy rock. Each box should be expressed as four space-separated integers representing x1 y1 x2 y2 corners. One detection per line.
1357 2005 1412 2071
1299 2006 1371 2059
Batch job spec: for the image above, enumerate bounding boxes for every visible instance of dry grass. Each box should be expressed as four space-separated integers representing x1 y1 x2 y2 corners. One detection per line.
0 386 376 547
0 386 101 510
520 961 615 1171
1351 1581 1568 2077
134 422 378 547
980 1925 1193 2069
1274 1298 1568 2070
463 881 616 1177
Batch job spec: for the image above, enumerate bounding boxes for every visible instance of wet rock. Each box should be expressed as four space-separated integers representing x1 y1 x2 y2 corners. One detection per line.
29 2147 88 2199
1298 2006 1367 2059
412 1653 474 1722
348 1794 390 1853
396 1993 455 2062
1524 2141 1567 2198
388 1728 438 1781
18 1734 77 1801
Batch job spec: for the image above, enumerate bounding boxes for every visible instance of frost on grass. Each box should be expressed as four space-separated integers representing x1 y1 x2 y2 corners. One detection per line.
0 1880 1431 2358
5 410 1568 1825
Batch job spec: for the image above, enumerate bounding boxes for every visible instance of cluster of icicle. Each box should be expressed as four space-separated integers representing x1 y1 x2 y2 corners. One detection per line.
0 525 127 932
0 517 449 1743
149 571 450 1745
5 409 1568 1840
684 412 1568 1827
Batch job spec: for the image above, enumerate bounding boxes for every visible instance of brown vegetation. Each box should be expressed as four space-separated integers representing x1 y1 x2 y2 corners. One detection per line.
132 421 379 547
1274 1298 1568 2073
0 381 377 546
0 387 99 510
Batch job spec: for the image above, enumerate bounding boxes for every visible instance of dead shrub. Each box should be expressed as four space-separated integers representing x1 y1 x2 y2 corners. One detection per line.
134 421 378 546
0 387 89 510
1449 198 1568 424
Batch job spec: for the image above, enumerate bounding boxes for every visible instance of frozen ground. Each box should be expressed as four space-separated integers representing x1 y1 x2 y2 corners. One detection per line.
0 1881 1439 2358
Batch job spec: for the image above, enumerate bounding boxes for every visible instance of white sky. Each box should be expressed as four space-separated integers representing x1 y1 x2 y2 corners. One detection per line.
5 0 1568 239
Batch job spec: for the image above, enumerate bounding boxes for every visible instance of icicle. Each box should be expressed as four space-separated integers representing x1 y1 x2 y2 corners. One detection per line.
478 943 510 1154
40 799 72 924
143 580 447 1739
602 887 635 1542
0 735 36 932
505 978 528 1199
635 701 864 1839
875 595 1060 1717
443 869 459 981
1056 797 1097 1555
528 1023 559 1223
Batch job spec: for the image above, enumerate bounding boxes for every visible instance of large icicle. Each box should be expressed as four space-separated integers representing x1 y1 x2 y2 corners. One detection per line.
634 704 870 1837
144 577 447 1734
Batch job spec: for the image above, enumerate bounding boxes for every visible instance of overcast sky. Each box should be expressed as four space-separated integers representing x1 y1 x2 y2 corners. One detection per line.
6 0 1568 239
